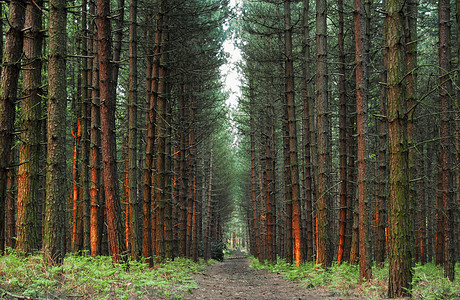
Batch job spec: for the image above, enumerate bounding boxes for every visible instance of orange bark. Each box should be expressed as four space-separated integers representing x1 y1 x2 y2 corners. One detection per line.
71 119 81 251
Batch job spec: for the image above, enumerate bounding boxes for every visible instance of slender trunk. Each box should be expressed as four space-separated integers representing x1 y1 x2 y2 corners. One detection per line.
315 0 331 269
337 0 347 266
284 0 302 267
143 11 155 261
127 0 139 260
438 0 455 281
90 0 102 256
417 141 426 264
178 84 187 257
6 150 18 250
301 0 314 262
375 60 388 267
405 0 417 266
354 0 372 280
204 150 213 260
249 81 260 260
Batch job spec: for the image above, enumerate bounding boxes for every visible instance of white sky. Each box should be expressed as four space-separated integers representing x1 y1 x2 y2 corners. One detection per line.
221 0 242 109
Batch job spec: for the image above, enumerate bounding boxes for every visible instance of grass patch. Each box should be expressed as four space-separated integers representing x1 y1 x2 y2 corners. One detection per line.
249 257 460 299
0 250 210 299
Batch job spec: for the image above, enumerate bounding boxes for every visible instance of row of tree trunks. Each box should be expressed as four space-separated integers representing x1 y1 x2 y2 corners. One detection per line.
243 0 457 296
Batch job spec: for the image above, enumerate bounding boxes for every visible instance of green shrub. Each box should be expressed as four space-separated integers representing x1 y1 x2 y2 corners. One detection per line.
0 251 206 299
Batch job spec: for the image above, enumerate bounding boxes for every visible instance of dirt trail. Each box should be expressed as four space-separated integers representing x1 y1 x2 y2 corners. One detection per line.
184 254 342 300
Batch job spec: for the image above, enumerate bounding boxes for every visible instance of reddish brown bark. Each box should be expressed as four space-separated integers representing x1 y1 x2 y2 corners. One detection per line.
16 0 44 254
97 0 126 262
284 0 302 267
90 0 101 256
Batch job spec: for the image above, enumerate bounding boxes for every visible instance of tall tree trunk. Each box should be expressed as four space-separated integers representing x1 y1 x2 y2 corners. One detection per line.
178 83 187 257
315 0 332 269
0 0 26 254
438 0 455 281
354 0 372 281
127 0 140 260
97 0 126 262
385 0 413 296
405 0 417 266
282 85 292 264
204 149 213 260
79 0 91 252
455 0 460 272
43 0 67 265
17 0 44 254
90 0 102 256
284 0 302 268
143 10 155 261
375 57 388 267
249 81 260 260
337 0 348 266
153 0 168 259
302 0 314 262
186 93 196 259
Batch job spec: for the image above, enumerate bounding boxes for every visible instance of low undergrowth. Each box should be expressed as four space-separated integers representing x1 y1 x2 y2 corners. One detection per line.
0 249 210 299
249 257 460 299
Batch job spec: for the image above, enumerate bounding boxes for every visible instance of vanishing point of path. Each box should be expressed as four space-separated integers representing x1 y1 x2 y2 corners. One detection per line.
184 253 345 300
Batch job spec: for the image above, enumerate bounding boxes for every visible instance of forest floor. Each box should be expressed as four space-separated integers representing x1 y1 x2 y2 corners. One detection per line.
183 252 352 300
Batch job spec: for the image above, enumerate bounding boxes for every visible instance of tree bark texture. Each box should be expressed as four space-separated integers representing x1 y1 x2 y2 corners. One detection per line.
385 0 413 296
97 0 126 262
315 0 332 269
17 0 44 254
43 0 67 265
0 0 26 254
354 0 372 281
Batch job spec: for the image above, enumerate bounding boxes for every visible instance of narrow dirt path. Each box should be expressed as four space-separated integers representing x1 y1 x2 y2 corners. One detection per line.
184 255 342 300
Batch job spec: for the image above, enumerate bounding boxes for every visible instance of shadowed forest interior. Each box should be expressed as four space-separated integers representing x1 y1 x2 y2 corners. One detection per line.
0 0 459 298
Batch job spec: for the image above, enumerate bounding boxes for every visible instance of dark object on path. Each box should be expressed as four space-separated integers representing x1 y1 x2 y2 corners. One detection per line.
211 241 226 261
